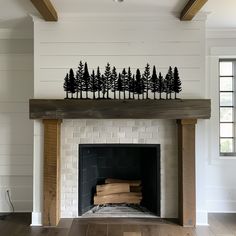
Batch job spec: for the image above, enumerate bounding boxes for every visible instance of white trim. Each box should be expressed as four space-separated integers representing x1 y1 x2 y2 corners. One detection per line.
31 212 42 226
196 210 209 226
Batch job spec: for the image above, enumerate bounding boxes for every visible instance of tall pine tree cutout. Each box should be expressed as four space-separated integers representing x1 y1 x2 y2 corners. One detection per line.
69 69 76 99
90 70 97 99
167 66 174 99
111 67 117 99
173 67 182 99
101 75 106 99
104 63 112 99
96 67 102 99
135 69 142 100
157 72 164 99
76 61 84 99
63 73 70 99
143 63 151 99
121 68 127 99
127 67 133 99
82 62 90 99
132 75 135 99
151 66 158 99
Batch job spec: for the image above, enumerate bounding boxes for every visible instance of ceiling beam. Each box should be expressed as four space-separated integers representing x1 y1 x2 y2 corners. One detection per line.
180 0 207 21
30 0 58 21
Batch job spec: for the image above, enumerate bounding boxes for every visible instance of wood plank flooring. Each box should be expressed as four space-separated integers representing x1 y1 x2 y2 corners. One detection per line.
0 213 235 236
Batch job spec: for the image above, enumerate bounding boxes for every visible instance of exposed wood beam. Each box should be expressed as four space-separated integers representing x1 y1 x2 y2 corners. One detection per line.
180 0 208 21
30 0 58 21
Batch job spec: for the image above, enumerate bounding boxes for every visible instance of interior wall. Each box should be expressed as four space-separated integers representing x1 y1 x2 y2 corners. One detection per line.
0 28 33 212
32 13 208 225
206 31 236 212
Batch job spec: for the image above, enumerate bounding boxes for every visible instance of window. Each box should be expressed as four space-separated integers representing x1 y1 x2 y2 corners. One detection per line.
219 60 235 155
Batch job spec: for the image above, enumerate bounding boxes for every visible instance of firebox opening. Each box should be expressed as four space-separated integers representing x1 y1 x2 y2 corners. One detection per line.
78 144 160 217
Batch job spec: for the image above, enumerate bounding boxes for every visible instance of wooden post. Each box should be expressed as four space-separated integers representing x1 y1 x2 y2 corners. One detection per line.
43 119 62 226
177 119 197 227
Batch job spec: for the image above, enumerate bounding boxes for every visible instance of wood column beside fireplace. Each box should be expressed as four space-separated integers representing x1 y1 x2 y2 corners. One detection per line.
43 119 62 226
30 99 211 227
177 119 197 227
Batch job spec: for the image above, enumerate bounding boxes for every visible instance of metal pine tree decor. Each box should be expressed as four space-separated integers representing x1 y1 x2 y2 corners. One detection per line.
63 61 182 100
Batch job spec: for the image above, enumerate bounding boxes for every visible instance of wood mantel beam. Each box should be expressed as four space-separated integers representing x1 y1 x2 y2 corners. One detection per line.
30 0 58 21
180 0 208 21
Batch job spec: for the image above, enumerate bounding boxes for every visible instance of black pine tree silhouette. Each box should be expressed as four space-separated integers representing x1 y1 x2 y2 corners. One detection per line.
82 62 90 99
167 66 174 99
63 73 70 99
143 63 151 99
121 68 127 99
116 73 123 100
173 67 182 99
101 75 106 99
127 67 133 99
141 76 145 99
90 70 97 99
135 69 142 100
68 68 76 99
111 66 118 99
96 67 102 99
132 75 135 99
164 73 170 99
150 66 158 99
75 61 84 99
104 63 112 99
157 72 164 99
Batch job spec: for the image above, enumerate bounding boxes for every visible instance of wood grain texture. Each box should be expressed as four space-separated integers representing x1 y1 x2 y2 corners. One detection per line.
29 99 211 120
43 119 62 226
30 0 58 21
180 0 208 21
177 119 197 227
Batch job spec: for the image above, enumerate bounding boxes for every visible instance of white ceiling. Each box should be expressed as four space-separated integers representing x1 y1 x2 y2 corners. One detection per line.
0 0 236 29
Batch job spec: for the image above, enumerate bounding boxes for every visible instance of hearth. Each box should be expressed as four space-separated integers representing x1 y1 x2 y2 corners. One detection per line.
78 144 160 216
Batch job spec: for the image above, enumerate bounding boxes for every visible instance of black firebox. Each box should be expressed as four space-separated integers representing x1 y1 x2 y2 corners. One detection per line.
78 144 160 216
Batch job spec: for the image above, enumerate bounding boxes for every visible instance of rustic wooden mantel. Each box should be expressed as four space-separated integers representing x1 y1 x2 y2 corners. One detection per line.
30 99 210 119
29 99 211 227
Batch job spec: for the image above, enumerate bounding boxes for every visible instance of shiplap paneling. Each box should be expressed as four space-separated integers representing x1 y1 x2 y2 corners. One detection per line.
0 29 33 212
34 16 205 99
33 15 206 220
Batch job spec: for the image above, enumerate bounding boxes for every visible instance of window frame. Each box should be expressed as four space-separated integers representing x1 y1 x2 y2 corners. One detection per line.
219 59 236 156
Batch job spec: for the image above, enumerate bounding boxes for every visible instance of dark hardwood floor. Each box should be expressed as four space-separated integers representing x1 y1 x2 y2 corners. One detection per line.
0 213 235 236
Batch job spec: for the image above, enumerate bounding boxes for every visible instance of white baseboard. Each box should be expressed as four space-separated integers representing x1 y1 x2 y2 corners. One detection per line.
31 212 42 226
196 210 209 226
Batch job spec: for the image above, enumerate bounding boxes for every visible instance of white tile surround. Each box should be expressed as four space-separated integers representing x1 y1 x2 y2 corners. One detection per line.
60 119 178 218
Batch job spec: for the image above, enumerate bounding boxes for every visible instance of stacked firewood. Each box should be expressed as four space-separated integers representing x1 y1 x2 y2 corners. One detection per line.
94 178 142 205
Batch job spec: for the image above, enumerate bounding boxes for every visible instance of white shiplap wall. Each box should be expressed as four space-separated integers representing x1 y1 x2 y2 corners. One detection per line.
0 29 33 212
34 14 206 99
32 14 208 225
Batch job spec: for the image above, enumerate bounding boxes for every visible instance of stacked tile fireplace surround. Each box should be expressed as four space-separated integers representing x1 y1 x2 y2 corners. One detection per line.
30 99 211 227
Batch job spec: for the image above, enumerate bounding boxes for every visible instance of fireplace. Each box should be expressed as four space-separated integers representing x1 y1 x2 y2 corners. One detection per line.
78 144 160 216
29 99 211 227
